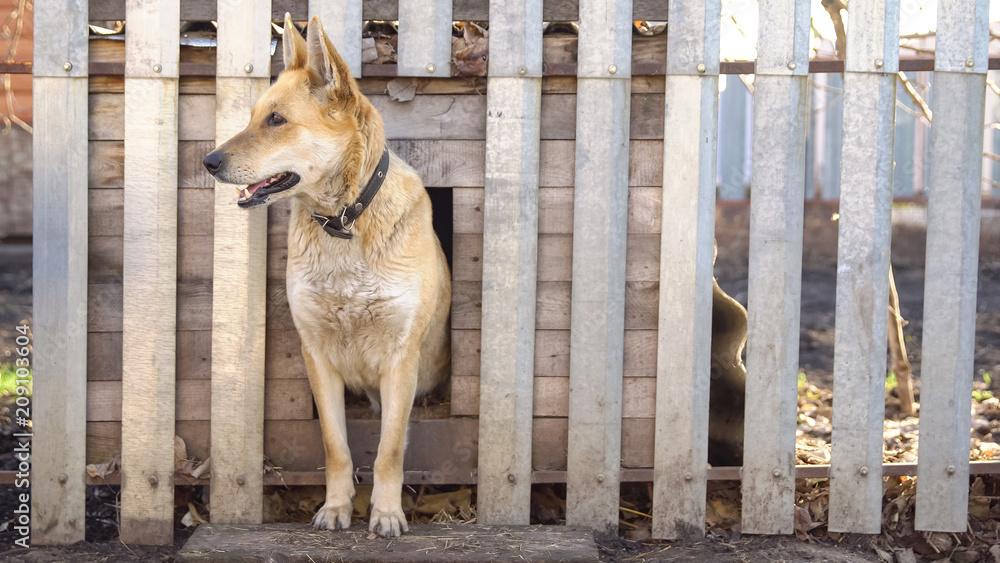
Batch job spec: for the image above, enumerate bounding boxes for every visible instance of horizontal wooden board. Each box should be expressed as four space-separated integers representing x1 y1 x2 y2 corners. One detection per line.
451 374 655 418
89 235 213 283
177 523 599 562
87 331 123 381
453 186 662 234
89 0 674 23
89 141 124 188
88 331 212 381
451 280 658 330
87 32 668 75
90 74 669 97
90 139 666 192
452 233 659 282
88 415 654 473
87 418 479 475
89 93 216 141
531 417 654 471
89 188 214 238
89 236 122 283
88 280 214 332
88 92 669 142
178 330 213 380
89 141 215 189
450 329 656 379
89 75 218 95
264 329 308 379
87 379 314 422
88 329 308 382
89 189 123 236
532 418 569 471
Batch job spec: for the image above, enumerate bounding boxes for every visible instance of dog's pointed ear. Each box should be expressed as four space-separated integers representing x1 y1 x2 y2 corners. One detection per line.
305 16 352 92
282 13 308 70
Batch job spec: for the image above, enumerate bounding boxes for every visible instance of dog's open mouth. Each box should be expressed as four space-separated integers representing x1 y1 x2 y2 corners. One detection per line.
236 172 300 207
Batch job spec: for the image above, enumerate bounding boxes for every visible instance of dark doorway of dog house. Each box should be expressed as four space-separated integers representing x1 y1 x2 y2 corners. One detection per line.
428 186 454 271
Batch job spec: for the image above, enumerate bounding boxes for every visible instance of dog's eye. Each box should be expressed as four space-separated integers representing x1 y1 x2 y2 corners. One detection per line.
268 112 286 126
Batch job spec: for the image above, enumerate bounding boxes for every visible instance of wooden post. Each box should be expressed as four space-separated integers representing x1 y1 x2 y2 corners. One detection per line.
120 0 180 544
31 0 89 545
396 0 451 77
828 0 899 534
652 0 720 540
741 0 810 535
210 0 272 523
915 0 989 533
308 0 362 77
476 0 542 525
566 0 632 532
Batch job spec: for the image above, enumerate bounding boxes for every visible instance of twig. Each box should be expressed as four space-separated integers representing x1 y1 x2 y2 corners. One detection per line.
899 43 936 55
888 266 915 416
619 506 652 519
897 71 933 125
982 177 1000 191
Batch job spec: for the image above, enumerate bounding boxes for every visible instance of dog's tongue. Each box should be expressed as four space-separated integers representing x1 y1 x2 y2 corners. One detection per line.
246 178 269 195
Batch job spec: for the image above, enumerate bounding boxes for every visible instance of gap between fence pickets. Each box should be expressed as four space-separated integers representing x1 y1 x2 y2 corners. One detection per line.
6 462 1000 487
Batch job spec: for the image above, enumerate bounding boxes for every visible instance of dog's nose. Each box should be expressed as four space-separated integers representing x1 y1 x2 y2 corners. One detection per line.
203 151 223 175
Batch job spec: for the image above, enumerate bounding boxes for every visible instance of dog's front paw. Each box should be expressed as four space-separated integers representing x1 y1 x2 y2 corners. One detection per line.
369 505 409 538
312 501 353 531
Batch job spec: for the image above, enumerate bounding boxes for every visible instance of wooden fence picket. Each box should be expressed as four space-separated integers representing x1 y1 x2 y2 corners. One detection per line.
120 0 180 544
828 0 899 534
915 0 989 533
209 0 273 523
652 0 720 540
476 0 542 525
31 0 90 545
566 0 632 532
308 0 362 77
396 0 452 77
741 0 811 535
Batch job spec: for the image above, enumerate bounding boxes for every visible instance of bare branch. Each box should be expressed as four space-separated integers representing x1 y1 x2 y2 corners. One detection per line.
897 71 933 125
820 0 847 59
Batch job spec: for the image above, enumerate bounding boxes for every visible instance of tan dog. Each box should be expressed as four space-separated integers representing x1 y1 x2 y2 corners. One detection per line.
203 15 451 537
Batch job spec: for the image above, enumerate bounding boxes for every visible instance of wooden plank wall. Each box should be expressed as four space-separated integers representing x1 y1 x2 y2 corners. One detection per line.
209 0 272 524
31 0 90 545
827 1 899 534
475 0 542 525
651 0 720 540
915 0 989 533
740 0 811 535
119 0 180 545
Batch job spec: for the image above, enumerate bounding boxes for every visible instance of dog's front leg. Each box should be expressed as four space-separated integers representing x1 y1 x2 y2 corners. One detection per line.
369 354 419 538
303 347 355 531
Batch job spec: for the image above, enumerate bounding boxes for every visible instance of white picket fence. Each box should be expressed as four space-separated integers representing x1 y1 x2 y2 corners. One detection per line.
29 0 989 546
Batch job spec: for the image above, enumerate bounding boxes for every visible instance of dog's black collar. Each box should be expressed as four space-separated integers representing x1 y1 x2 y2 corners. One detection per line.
311 146 390 240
